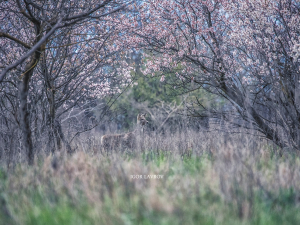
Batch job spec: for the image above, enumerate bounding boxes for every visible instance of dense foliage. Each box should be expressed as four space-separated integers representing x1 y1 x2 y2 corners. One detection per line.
0 0 300 158
130 0 300 150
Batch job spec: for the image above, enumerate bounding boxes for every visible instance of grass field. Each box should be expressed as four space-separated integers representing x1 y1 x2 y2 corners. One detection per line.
0 131 300 225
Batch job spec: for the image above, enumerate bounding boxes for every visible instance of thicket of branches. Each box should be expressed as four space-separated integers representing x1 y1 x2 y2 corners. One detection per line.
132 0 300 151
0 0 134 164
0 0 300 165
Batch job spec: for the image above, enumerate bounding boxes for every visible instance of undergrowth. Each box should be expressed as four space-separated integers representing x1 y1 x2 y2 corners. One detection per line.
0 138 300 225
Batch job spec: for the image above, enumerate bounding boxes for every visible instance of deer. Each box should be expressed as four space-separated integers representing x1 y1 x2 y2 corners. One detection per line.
100 113 148 153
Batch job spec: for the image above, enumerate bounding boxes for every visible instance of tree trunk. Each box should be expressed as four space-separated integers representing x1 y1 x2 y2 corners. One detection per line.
19 57 37 165
54 120 73 154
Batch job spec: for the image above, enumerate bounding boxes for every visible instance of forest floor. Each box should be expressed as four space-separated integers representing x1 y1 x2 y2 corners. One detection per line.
0 131 300 225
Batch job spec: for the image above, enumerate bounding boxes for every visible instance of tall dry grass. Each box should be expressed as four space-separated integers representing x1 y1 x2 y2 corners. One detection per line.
0 128 300 224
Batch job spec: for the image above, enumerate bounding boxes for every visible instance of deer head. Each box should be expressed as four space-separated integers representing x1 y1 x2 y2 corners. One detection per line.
137 113 148 126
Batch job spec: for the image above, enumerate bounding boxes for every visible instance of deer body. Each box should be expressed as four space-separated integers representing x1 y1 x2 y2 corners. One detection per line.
100 114 148 153
100 131 136 152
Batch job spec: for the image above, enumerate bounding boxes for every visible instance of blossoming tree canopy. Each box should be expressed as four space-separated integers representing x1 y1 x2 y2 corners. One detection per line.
133 0 300 149
0 0 133 82
0 0 135 164
0 0 300 163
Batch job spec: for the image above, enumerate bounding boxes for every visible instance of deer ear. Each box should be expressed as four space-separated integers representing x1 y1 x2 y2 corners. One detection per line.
143 113 147 117
137 114 140 119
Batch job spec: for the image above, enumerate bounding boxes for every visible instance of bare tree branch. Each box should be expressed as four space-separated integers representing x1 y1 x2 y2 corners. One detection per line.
0 32 31 49
0 18 63 83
